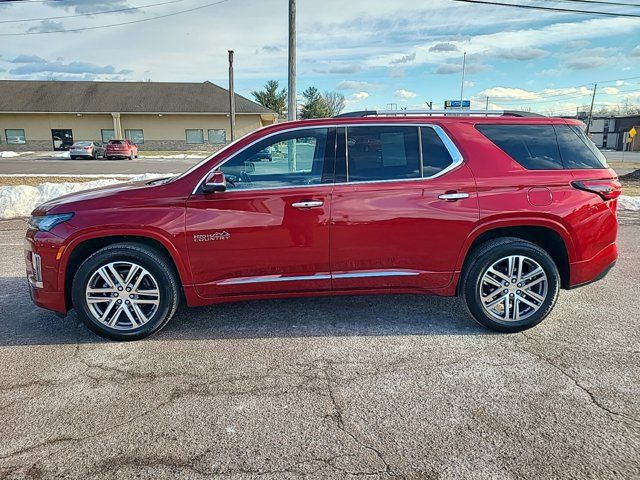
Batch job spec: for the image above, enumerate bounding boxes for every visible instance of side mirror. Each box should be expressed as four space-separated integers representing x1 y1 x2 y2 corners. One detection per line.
202 170 226 193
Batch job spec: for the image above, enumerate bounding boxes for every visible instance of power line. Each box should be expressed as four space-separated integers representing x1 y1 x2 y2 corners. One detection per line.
0 0 230 35
449 0 640 17
0 0 186 24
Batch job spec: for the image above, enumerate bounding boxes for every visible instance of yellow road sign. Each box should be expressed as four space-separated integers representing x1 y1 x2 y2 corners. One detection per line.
629 127 637 138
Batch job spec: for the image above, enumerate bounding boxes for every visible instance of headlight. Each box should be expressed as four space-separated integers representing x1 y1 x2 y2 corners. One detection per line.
28 213 74 232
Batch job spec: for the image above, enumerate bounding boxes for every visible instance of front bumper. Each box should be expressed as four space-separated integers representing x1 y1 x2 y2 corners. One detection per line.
25 232 67 315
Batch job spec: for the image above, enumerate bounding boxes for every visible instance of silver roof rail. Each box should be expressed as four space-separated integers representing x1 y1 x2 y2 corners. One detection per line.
334 109 545 118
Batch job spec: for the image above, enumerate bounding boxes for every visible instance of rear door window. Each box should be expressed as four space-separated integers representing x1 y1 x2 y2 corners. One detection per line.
346 126 420 181
476 124 563 170
420 127 454 177
555 125 607 169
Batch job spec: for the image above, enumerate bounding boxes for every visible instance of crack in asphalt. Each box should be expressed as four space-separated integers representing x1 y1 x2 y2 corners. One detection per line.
322 363 398 478
519 344 640 426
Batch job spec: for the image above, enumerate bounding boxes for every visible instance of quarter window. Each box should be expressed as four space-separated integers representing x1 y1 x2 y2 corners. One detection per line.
219 128 330 190
555 125 607 169
186 129 204 144
124 129 144 145
421 127 454 177
476 124 563 170
5 129 26 144
346 126 420 181
208 129 226 144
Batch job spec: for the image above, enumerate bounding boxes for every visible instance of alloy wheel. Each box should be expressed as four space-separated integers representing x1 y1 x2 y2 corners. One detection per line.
85 261 160 330
478 255 548 323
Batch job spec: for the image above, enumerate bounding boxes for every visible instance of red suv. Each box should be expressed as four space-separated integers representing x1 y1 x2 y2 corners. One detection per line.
105 139 138 160
25 111 620 340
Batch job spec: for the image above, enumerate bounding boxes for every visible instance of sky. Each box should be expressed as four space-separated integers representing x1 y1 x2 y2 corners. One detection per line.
0 0 639 115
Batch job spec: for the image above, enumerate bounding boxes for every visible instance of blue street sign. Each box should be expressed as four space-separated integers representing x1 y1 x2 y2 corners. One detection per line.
445 100 471 109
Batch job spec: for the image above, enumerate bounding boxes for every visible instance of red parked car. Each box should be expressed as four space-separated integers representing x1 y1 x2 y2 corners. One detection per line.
105 139 138 160
25 111 620 340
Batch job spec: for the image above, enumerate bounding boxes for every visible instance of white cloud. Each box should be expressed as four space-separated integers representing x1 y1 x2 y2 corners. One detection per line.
495 47 546 61
351 91 370 100
390 52 416 64
345 91 370 105
394 89 417 99
602 87 619 95
479 87 540 101
336 80 382 91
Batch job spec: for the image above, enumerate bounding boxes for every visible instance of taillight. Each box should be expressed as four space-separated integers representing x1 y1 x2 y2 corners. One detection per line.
571 179 622 201
84 146 92 151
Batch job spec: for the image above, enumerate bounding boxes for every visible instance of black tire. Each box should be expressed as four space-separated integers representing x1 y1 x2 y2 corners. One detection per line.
72 242 180 341
106 156 112 160
70 155 76 160
461 237 560 333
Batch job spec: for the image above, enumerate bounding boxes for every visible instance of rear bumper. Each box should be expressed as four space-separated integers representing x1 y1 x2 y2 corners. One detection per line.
569 242 617 288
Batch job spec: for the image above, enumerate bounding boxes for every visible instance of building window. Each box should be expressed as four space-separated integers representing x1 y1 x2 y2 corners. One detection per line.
124 129 144 145
186 129 204 144
101 129 115 143
5 129 26 144
208 129 226 144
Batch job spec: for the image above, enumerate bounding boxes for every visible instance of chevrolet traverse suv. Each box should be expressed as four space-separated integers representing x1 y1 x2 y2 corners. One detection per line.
25 111 620 340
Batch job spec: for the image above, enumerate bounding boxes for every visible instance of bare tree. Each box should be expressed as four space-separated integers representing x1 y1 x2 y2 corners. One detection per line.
322 91 346 117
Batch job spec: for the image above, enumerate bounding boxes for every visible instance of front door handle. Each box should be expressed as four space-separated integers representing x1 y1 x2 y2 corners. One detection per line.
291 201 324 209
438 192 470 201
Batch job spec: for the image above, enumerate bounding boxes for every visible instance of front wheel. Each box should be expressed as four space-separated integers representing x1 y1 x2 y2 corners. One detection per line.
72 243 180 340
461 238 560 332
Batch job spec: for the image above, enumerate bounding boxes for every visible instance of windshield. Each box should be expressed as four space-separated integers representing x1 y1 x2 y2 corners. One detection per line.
73 141 92 146
109 140 124 145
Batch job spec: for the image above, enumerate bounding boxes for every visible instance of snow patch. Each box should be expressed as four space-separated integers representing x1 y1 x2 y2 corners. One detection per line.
52 151 70 158
619 195 640 211
0 151 21 158
0 173 172 219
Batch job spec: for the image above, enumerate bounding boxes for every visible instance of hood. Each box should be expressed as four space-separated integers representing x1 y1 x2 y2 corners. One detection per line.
32 179 154 216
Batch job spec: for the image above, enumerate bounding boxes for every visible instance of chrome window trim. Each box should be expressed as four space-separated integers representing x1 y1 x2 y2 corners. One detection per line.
192 123 464 195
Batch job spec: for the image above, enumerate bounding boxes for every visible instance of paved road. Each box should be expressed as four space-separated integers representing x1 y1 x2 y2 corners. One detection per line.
1 151 638 177
0 156 202 176
0 214 638 478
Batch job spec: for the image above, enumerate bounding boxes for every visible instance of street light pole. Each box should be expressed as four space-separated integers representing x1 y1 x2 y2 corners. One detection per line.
586 83 597 135
288 0 297 121
459 51 466 110
228 50 236 141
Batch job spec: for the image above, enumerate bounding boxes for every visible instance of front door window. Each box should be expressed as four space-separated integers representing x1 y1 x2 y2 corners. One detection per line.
219 128 331 189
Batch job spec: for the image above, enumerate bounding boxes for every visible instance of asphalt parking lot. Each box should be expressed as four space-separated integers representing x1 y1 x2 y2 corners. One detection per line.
0 214 638 479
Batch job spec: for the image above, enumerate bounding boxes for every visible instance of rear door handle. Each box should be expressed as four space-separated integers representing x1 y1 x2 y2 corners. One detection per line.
291 201 324 209
438 192 470 201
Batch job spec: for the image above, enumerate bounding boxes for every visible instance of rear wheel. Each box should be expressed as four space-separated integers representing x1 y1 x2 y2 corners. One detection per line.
72 243 180 340
461 238 560 332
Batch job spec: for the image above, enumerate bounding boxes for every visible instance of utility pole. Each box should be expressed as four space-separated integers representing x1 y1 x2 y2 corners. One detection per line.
426 101 433 110
586 83 597 135
459 51 466 110
485 96 489 110
287 0 296 121
228 50 236 141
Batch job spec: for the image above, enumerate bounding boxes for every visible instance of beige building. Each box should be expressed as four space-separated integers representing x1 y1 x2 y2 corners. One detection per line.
0 80 277 152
